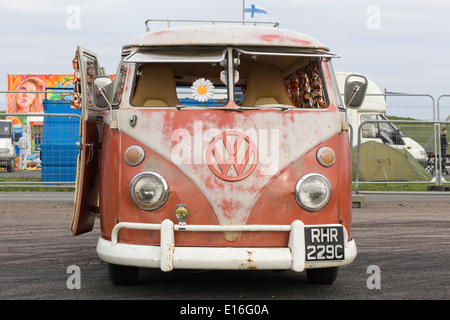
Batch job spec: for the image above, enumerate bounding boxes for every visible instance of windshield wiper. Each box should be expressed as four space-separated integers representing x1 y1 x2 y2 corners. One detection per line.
175 105 292 111
210 107 260 111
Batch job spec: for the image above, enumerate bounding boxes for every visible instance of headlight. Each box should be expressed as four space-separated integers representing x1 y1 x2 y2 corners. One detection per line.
129 172 169 210
294 173 331 211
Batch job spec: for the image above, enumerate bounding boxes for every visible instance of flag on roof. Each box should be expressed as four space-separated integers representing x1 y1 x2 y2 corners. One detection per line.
244 4 268 20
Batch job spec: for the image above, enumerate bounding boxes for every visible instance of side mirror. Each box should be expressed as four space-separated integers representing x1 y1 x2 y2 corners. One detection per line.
344 74 368 109
93 75 114 109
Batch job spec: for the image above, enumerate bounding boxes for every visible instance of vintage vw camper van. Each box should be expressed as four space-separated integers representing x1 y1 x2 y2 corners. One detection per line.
70 20 367 285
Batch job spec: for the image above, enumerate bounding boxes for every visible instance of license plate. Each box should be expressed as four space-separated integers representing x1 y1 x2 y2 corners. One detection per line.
305 226 345 261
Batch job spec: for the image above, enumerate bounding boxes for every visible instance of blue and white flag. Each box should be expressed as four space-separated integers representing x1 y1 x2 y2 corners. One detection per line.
244 4 268 20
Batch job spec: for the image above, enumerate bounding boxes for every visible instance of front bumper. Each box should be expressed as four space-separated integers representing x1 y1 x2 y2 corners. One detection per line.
97 219 357 272
0 155 14 162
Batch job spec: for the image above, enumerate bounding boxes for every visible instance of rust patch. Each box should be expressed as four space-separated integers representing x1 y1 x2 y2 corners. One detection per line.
149 30 171 37
220 198 235 219
259 34 312 46
247 250 254 263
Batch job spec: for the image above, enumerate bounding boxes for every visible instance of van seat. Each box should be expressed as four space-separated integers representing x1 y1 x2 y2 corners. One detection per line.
132 65 180 107
241 64 293 107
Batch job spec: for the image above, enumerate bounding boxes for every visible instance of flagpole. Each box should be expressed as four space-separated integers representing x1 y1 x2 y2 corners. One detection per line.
242 0 245 24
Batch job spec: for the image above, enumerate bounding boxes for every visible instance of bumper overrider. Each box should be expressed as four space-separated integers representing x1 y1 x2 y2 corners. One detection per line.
97 220 357 272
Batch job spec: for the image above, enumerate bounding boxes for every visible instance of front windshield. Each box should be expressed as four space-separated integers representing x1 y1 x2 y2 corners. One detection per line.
0 122 12 138
360 114 405 145
131 49 228 107
130 48 330 109
233 50 329 108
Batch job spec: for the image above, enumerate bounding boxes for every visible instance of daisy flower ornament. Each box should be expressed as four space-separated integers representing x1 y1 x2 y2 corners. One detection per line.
191 78 214 103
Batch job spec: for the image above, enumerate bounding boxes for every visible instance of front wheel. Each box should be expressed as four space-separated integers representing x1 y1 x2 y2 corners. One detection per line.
7 159 15 172
108 263 139 285
306 267 339 284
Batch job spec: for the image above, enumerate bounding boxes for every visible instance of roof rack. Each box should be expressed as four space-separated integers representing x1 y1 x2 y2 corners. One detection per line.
145 19 279 32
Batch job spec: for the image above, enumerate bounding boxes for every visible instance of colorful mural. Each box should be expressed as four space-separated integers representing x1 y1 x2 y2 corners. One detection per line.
7 74 74 116
7 74 75 157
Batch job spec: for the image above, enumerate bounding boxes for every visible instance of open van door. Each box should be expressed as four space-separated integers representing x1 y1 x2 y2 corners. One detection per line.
70 47 103 236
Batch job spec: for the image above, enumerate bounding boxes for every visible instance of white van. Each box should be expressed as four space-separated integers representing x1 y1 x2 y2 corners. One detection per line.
0 120 16 172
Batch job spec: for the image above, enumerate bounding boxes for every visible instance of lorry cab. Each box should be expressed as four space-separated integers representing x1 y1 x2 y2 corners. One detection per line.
336 72 428 167
0 119 16 172
70 21 366 285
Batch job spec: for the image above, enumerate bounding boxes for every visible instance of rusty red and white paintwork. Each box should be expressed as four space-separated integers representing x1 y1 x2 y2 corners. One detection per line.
71 23 357 279
126 25 329 50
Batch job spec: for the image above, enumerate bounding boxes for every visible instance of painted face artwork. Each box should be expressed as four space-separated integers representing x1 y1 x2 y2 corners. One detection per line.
16 81 38 112
7 76 47 114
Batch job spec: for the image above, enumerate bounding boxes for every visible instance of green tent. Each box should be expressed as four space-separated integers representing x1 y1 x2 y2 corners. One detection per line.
352 141 433 182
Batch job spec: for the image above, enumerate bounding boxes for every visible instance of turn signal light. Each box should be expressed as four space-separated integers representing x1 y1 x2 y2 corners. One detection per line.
316 147 335 167
124 145 145 166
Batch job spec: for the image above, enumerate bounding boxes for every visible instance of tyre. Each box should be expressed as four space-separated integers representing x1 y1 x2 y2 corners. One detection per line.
7 159 15 172
306 267 339 285
108 263 139 285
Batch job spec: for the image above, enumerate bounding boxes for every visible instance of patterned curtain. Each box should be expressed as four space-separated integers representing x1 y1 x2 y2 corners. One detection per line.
285 59 326 108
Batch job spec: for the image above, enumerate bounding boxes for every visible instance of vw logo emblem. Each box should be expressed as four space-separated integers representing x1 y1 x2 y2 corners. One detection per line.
206 130 258 181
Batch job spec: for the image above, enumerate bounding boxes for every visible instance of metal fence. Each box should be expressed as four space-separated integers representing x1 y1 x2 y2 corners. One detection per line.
0 112 80 189
352 94 450 193
353 120 450 189
383 92 436 120
437 95 450 121
0 87 80 189
2 88 450 192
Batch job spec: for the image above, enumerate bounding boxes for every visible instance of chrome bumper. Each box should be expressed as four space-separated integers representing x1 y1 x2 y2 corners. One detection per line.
97 219 357 272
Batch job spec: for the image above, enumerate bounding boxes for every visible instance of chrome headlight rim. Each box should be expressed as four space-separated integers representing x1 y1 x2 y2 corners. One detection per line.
294 173 332 212
129 171 169 211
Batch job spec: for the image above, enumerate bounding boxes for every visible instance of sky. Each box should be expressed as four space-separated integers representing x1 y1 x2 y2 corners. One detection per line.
1 0 450 118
